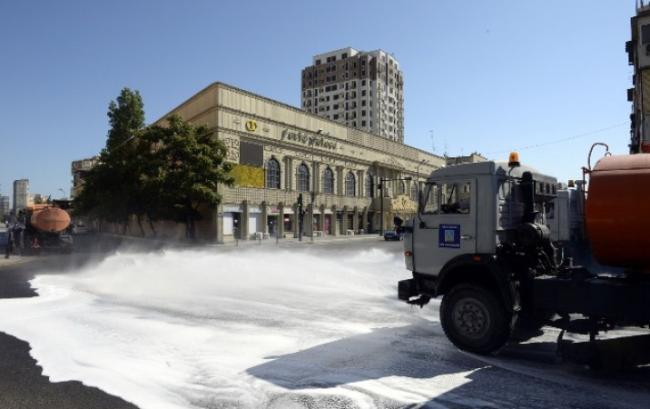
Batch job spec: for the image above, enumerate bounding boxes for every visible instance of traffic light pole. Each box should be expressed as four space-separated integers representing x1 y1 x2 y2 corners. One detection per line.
378 176 412 237
298 193 303 242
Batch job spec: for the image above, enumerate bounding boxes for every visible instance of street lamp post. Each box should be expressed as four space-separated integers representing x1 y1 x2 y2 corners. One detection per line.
415 159 428 181
378 176 412 236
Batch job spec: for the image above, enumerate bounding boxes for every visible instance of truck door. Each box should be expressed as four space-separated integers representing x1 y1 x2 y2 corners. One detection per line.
412 179 477 276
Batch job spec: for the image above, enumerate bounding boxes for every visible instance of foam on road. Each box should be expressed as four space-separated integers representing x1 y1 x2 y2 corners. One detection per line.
0 247 647 409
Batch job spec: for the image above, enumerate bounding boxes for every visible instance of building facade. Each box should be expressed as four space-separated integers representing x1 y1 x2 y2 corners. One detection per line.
12 179 29 214
71 156 99 198
154 82 443 242
301 48 404 143
627 3 650 153
0 196 9 219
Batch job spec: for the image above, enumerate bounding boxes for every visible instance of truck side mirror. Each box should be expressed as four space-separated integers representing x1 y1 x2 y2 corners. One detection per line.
417 190 424 213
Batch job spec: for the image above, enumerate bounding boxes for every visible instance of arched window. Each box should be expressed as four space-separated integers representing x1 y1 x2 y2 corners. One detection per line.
265 158 281 189
297 163 310 192
365 174 374 198
345 172 356 197
323 167 334 194
410 182 418 201
398 180 406 195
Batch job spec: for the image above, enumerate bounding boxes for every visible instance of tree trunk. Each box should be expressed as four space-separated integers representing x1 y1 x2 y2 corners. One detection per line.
136 214 145 237
146 213 157 238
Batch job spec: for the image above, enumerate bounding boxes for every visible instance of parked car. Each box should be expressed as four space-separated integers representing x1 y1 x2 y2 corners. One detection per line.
383 229 403 241
72 223 89 234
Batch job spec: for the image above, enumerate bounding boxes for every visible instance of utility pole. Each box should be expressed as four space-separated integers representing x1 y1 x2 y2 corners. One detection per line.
379 176 412 236
297 193 304 242
310 191 315 244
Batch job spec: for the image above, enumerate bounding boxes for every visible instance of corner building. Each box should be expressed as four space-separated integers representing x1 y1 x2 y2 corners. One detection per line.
155 82 444 242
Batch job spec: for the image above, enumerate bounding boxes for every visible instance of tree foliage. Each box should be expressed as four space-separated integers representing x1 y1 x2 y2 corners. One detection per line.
75 89 233 240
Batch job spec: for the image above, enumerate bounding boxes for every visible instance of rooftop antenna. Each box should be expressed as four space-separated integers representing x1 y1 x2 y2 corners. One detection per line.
444 138 448 158
429 130 435 153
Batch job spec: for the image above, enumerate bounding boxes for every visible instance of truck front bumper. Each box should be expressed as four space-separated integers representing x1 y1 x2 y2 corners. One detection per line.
398 278 419 301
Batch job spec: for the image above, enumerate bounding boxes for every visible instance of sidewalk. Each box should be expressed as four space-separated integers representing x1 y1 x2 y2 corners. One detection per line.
217 232 385 248
0 255 33 270
97 231 385 249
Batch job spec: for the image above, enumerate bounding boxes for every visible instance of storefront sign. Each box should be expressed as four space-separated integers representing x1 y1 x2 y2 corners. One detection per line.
280 129 338 151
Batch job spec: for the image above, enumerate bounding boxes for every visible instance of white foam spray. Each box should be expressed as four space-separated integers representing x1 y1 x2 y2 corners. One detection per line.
0 246 455 409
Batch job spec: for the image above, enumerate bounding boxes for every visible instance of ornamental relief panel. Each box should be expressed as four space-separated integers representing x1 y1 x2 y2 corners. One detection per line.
222 137 240 162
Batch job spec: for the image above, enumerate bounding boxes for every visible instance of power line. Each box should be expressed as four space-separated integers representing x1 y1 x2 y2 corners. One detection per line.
484 121 628 155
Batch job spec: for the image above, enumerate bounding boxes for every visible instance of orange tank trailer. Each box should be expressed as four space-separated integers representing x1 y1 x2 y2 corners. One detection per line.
585 154 650 272
28 205 71 233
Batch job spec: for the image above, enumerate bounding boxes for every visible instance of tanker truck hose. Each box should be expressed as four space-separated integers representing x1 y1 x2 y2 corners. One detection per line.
586 142 611 172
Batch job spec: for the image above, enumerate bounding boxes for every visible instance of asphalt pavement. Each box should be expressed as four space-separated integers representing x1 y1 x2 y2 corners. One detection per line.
0 236 140 409
1 234 649 409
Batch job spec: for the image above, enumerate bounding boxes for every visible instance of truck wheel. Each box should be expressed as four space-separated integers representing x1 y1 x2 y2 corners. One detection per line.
440 284 511 355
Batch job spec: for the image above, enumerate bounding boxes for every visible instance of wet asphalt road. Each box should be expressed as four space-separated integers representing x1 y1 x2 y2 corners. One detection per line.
1 235 649 409
0 236 141 409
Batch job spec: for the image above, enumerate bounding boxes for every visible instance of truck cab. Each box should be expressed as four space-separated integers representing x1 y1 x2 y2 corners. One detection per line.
398 157 559 354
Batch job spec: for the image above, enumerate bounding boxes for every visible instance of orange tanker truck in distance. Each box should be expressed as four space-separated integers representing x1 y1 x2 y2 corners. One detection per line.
22 203 73 254
396 144 650 366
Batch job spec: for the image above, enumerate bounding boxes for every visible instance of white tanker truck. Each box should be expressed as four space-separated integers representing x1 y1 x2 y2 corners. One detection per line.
396 147 650 366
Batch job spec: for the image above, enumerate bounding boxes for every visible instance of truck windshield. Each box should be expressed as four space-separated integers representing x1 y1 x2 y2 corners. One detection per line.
422 183 439 214
422 181 471 215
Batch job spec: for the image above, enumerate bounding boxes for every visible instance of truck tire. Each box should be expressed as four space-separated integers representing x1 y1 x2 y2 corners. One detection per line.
440 284 511 355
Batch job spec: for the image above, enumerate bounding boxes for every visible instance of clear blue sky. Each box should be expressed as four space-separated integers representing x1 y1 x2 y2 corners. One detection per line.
0 0 635 201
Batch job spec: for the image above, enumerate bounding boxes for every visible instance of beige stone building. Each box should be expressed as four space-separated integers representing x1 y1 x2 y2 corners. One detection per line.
151 82 448 242
71 156 99 199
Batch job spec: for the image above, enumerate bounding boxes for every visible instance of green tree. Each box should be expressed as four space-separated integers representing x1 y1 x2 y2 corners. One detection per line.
154 115 234 239
75 90 233 241
75 88 145 232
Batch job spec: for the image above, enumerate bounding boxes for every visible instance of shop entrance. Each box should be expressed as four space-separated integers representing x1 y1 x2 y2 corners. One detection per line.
232 213 242 239
268 215 278 237
283 214 293 236
324 214 332 235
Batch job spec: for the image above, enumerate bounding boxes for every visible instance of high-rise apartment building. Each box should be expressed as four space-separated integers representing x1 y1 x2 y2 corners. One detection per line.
13 179 29 213
301 47 404 143
0 196 9 218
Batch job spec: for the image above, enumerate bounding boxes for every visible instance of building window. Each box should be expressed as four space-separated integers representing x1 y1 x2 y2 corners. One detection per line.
297 163 310 192
361 120 367 127
398 180 406 195
323 167 334 194
410 183 418 201
365 174 374 198
643 24 650 44
265 158 281 189
345 172 356 197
